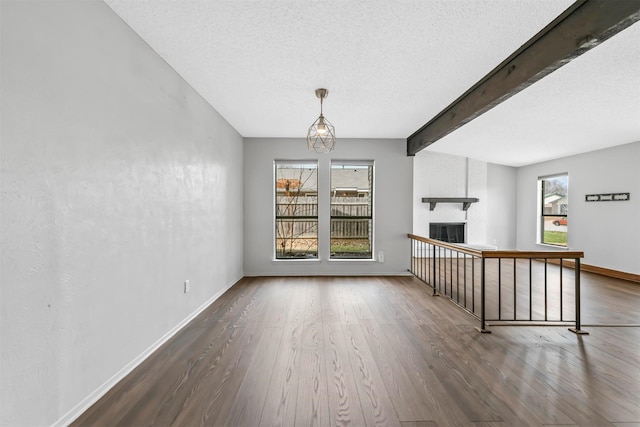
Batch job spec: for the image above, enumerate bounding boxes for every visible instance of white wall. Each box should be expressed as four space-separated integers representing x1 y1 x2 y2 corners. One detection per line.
516 142 640 274
0 2 244 426
487 163 518 249
244 138 413 275
412 151 517 249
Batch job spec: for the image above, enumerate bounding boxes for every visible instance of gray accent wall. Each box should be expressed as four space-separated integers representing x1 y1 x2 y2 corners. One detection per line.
243 138 413 276
1 2 244 425
516 141 640 274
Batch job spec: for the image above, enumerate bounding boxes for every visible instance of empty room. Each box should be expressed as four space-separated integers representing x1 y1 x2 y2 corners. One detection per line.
2 1 639 426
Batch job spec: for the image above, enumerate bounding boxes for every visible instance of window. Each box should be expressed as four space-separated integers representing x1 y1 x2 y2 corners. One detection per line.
275 161 318 259
539 174 568 247
330 161 373 259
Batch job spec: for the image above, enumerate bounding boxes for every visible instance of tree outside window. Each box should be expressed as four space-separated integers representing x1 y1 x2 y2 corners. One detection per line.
275 161 318 258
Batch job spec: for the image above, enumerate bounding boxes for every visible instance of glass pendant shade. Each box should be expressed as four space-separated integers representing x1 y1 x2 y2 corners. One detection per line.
307 88 336 153
307 114 335 153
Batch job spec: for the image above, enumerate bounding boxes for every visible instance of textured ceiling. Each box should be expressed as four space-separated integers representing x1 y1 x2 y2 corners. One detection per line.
105 0 640 167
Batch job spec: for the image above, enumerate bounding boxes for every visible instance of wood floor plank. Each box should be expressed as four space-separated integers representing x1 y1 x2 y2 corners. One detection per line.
323 321 367 427
222 326 284 426
259 278 295 327
72 275 640 427
516 328 640 423
359 318 437 422
341 323 402 426
71 323 219 427
210 277 263 325
399 320 509 425
170 320 264 426
451 324 579 425
334 278 361 325
380 322 477 427
473 327 620 427
120 321 238 426
356 277 402 324
401 422 439 427
319 281 341 323
295 322 330 427
343 278 376 320
428 322 574 426
303 277 323 324
285 279 309 324
259 321 303 427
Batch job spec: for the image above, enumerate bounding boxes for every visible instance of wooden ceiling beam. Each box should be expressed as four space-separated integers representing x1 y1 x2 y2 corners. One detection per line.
407 0 640 156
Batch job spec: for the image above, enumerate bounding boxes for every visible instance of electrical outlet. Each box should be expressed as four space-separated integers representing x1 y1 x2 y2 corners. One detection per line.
378 251 384 263
184 280 190 293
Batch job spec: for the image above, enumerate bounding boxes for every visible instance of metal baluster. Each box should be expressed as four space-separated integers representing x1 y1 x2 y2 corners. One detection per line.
560 258 563 321
529 258 533 321
472 255 476 313
463 252 467 308
544 258 548 321
418 240 422 282
449 249 453 297
442 247 446 295
513 258 517 321
439 246 442 294
432 243 437 296
456 251 460 303
498 258 502 321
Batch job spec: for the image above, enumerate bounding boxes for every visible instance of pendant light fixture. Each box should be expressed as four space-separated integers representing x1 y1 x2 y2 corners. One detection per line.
307 88 336 153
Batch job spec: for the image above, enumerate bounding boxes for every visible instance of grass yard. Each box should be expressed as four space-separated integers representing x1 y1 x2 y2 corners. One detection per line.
543 230 567 246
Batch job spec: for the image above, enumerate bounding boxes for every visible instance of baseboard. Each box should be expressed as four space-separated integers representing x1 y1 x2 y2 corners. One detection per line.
53 275 242 427
243 271 414 277
546 259 640 283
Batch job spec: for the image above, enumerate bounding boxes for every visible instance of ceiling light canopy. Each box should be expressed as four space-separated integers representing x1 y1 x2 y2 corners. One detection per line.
307 88 335 153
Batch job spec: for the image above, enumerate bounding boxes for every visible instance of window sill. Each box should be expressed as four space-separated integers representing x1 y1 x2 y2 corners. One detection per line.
536 243 571 250
271 258 322 263
328 258 377 262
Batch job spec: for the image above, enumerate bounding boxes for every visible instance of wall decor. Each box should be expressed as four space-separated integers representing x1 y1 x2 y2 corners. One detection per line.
585 193 630 202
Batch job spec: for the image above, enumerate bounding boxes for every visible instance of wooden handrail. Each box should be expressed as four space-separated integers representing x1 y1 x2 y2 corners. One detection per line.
407 234 584 259
407 234 482 256
483 250 584 259
407 233 587 334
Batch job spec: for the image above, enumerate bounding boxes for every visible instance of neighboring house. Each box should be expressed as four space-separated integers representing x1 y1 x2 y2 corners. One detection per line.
544 193 568 215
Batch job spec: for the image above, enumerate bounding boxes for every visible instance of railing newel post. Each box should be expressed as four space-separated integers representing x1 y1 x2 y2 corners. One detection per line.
569 257 588 335
476 256 491 333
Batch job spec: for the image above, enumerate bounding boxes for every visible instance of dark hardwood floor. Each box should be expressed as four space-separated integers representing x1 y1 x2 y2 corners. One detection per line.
72 272 640 427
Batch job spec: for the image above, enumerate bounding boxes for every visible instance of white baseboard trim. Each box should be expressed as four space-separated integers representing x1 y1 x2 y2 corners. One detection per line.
243 272 413 277
53 275 242 427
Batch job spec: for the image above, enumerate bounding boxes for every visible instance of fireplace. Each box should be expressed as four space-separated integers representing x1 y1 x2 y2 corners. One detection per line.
429 222 465 243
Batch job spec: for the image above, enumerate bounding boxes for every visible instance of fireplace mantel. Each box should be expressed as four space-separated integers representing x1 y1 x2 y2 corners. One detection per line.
422 197 479 211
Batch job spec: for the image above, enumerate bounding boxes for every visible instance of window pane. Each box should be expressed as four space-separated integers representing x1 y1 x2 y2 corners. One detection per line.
330 163 373 259
275 219 318 258
542 216 568 246
275 162 318 259
542 176 568 215
330 219 372 259
540 174 568 247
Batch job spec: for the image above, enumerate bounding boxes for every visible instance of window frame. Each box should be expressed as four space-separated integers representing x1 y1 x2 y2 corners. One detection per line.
274 160 319 260
329 160 374 260
538 173 569 247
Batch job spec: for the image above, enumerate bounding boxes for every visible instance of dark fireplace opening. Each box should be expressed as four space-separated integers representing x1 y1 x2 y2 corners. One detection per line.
429 222 465 243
